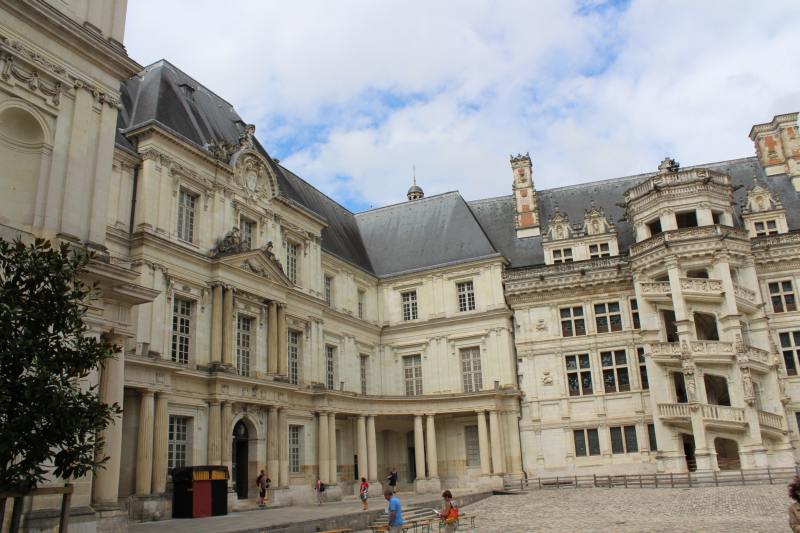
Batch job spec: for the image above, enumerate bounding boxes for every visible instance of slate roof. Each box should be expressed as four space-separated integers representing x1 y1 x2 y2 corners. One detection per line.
354 192 499 277
115 60 800 277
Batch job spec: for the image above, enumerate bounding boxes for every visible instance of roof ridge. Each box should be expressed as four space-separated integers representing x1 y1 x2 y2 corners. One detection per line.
468 194 514 205
354 191 462 216
278 164 357 216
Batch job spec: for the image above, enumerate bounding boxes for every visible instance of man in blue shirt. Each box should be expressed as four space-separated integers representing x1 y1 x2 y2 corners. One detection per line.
383 488 404 532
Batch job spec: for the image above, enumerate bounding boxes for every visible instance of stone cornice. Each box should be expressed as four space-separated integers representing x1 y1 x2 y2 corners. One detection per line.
624 167 730 203
380 306 511 334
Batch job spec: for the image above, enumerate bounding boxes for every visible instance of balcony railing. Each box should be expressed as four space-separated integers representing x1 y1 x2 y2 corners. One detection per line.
658 403 691 418
689 341 735 357
630 225 749 256
733 284 757 304
758 410 784 432
701 404 746 424
639 281 672 299
680 277 723 296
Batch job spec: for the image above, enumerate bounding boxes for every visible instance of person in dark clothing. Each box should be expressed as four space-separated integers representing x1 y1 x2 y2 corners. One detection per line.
387 466 398 493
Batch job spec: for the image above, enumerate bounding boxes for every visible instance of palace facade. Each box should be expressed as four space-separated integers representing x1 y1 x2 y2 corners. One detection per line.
3 1 800 531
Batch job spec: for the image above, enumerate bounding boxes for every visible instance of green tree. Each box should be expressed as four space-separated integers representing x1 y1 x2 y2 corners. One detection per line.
0 238 120 493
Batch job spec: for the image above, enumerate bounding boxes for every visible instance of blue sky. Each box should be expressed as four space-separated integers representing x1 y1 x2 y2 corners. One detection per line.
125 0 800 213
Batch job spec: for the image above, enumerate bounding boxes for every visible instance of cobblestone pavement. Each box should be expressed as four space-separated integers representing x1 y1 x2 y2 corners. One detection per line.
454 485 789 532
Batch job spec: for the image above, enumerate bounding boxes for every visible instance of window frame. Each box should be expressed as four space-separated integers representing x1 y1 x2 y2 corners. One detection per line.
573 428 601 457
239 215 256 250
565 353 593 396
637 346 649 390
401 290 418 321
552 247 574 264
457 280 476 312
464 425 480 467
325 345 336 389
289 425 302 473
779 330 800 377
610 425 639 454
460 346 483 393
560 306 586 337
168 415 189 471
176 188 198 243
236 314 254 377
588 242 611 259
286 241 299 284
324 274 333 306
600 349 630 393
769 280 797 313
171 297 192 365
403 354 423 396
287 329 300 385
594 301 623 333
360 354 368 395
754 219 779 237
629 298 640 330
357 289 365 319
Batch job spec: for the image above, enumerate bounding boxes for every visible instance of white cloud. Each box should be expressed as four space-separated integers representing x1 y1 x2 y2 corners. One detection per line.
124 0 800 210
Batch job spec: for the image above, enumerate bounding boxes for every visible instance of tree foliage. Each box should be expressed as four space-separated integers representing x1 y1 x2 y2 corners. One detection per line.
0 238 119 493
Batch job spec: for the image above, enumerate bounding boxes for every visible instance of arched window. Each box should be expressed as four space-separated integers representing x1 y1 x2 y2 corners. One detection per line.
0 105 46 227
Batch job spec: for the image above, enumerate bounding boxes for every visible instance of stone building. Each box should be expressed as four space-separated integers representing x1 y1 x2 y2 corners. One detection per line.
3 1 800 531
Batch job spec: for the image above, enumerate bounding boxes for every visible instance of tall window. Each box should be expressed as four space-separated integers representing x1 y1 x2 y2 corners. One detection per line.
403 354 423 396
754 220 778 236
769 280 796 313
358 290 365 319
168 416 188 471
288 330 300 385
240 216 255 249
780 331 800 376
464 425 480 467
560 306 586 337
402 291 418 321
573 428 600 457
610 425 639 454
177 189 196 242
647 423 658 451
565 354 593 396
589 243 610 259
594 302 622 333
637 347 649 390
460 347 483 393
171 298 191 365
629 298 640 329
325 345 336 389
360 354 368 395
324 275 333 306
457 281 476 312
553 248 573 264
286 242 298 284
600 349 630 393
236 315 253 377
289 425 302 473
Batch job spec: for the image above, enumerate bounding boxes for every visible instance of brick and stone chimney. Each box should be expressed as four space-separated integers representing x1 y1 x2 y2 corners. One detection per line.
749 112 800 190
511 152 540 238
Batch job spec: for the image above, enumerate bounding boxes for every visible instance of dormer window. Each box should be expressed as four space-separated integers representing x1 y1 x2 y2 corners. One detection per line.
553 248 573 264
589 243 610 259
754 220 779 236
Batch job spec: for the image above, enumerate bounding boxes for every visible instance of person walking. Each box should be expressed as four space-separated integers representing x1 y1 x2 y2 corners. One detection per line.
387 466 398 494
256 470 271 507
789 476 800 532
315 477 326 505
359 477 369 510
437 489 459 532
383 488 404 533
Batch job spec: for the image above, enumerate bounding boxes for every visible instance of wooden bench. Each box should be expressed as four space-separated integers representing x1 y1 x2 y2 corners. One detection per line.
437 514 477 530
319 529 352 533
368 526 390 533
402 519 433 532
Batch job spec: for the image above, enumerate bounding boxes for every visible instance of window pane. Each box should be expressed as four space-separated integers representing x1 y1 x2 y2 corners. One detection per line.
574 307 583 317
647 424 658 451
581 371 593 395
568 374 580 396
617 368 630 391
615 351 627 365
601 352 613 367
575 319 586 336
565 356 577 371
574 430 587 457
587 429 600 456
624 426 638 452
603 369 616 392
578 354 590 368
610 427 624 454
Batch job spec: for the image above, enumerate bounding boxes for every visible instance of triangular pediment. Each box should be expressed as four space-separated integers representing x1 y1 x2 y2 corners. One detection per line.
217 248 293 287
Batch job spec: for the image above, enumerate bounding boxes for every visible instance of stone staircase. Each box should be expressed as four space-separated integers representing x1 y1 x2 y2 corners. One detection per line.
369 505 438 528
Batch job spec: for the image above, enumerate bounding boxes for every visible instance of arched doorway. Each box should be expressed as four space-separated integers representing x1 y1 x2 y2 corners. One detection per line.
715 438 741 470
232 421 249 499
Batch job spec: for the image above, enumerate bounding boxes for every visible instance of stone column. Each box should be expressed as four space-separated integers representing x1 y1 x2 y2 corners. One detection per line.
279 408 289 486
357 416 368 482
425 415 438 479
505 411 523 474
92 340 126 505
222 287 235 366
207 401 221 465
151 393 169 494
277 304 287 375
414 415 426 479
135 390 155 495
328 412 337 483
267 406 279 480
366 416 378 481
221 402 233 482
477 411 491 475
489 410 504 475
210 284 223 364
268 302 278 374
318 412 330 484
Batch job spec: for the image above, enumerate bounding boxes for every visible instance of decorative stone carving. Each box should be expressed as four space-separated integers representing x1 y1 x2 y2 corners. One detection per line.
657 157 680 173
743 179 782 213
582 203 613 236
207 139 238 162
535 319 547 332
0 53 62 105
545 207 572 241
212 226 247 257
541 370 553 386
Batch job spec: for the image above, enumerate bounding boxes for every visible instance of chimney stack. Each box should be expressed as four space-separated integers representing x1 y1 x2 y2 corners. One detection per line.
511 153 540 238
749 112 800 191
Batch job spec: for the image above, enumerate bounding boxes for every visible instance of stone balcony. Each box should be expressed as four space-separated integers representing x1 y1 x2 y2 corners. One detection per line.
657 402 747 431
630 225 749 257
733 283 759 311
647 341 773 368
758 409 786 436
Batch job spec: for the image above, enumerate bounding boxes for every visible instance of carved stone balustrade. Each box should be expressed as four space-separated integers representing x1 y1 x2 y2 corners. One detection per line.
679 277 724 302
630 225 749 257
657 402 746 432
639 281 673 302
758 410 785 435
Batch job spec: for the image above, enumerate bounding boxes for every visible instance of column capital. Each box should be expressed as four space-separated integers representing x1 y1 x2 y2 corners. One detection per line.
140 389 155 398
208 399 221 407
